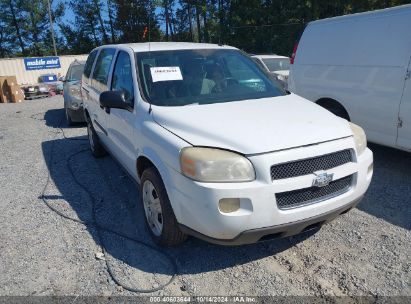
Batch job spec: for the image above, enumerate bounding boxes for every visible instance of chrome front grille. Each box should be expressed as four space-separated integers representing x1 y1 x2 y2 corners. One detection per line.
276 175 353 209
270 149 353 180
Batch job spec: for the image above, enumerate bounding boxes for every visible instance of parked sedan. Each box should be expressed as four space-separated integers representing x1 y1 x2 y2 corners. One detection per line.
63 60 86 125
252 54 290 88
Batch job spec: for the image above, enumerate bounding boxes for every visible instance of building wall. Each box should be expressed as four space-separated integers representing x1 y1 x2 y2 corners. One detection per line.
0 55 88 85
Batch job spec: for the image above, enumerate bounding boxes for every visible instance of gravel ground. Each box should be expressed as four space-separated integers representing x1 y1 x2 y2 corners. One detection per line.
0 96 410 299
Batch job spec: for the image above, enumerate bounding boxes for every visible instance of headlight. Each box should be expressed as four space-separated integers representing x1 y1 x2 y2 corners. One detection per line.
349 122 367 155
180 147 255 182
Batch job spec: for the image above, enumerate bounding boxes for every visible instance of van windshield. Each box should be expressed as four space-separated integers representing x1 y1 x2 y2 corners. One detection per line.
136 49 286 106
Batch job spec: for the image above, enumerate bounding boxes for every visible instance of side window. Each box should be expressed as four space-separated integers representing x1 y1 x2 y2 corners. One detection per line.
111 51 134 106
83 50 98 84
91 48 116 92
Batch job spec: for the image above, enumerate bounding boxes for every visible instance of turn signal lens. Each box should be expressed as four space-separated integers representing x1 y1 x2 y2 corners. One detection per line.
181 155 196 176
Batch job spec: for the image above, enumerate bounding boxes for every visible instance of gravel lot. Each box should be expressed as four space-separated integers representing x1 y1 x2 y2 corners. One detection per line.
0 96 410 298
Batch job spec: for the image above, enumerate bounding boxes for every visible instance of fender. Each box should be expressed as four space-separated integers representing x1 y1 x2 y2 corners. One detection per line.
135 118 189 186
136 147 188 222
137 147 175 188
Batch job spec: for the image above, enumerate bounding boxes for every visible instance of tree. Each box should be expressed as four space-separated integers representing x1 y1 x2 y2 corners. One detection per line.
59 23 96 54
162 0 175 41
194 1 202 42
0 0 64 57
107 0 116 43
113 0 160 43
2 0 411 57
92 0 109 43
1 0 27 56
0 1 13 56
171 0 194 41
65 0 104 50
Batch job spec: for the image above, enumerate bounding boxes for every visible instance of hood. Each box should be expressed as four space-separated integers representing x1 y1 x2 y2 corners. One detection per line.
152 94 351 155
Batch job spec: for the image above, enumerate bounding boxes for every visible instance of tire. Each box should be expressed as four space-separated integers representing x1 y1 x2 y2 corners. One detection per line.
65 108 74 126
140 167 187 246
86 117 106 158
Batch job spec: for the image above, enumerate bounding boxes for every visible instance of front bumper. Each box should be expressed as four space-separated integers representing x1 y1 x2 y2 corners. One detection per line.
67 107 85 122
64 94 85 122
179 196 362 245
166 137 373 244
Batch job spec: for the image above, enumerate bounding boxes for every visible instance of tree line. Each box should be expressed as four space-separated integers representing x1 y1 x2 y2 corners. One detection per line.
0 0 409 58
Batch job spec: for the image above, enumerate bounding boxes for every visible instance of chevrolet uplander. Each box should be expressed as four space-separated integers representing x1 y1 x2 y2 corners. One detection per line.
81 42 373 246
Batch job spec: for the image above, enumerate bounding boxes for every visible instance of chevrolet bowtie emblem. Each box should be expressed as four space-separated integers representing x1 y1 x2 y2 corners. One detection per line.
312 171 334 187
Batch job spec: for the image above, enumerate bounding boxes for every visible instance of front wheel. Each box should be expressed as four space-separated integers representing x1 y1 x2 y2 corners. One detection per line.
65 108 74 126
140 167 187 246
86 118 106 158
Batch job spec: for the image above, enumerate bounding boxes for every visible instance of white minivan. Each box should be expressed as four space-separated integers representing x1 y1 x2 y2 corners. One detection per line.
82 42 373 246
288 4 411 151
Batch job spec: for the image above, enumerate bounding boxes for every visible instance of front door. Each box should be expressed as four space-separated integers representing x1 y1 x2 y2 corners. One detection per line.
106 50 138 179
397 56 411 150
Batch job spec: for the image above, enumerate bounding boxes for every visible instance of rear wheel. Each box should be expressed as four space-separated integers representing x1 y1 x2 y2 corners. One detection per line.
140 167 187 246
86 117 106 158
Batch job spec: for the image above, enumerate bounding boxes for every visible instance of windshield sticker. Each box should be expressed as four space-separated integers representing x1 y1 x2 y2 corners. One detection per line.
150 66 183 82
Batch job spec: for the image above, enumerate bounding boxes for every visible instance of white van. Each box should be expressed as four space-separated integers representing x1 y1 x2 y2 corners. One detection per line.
288 5 411 151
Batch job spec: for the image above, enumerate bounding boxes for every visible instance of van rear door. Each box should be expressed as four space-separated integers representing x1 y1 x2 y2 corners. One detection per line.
397 56 411 150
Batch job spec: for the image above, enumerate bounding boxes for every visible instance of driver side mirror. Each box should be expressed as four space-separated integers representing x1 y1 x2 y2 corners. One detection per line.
100 91 130 110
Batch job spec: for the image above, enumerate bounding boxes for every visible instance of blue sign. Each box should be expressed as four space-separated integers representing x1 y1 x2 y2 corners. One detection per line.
24 57 61 71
